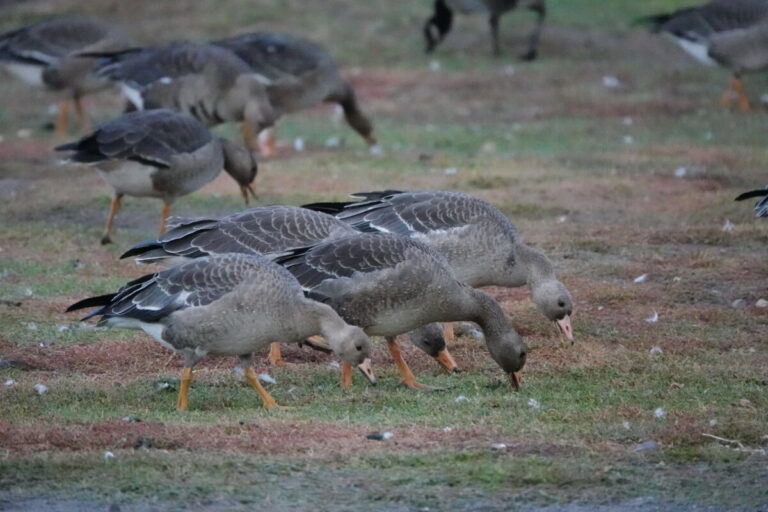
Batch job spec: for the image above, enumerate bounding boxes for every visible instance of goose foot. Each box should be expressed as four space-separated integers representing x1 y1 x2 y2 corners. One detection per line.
244 367 287 409
176 367 193 411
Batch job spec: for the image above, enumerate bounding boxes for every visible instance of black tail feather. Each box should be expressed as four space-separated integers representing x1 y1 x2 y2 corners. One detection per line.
735 189 768 201
120 238 163 259
301 201 357 214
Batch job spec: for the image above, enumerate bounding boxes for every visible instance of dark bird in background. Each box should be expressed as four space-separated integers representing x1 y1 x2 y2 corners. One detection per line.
637 0 768 111
0 16 134 136
423 0 546 59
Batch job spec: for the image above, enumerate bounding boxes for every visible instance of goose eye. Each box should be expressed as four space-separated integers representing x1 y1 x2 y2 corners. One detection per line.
356 344 363 351
558 300 566 308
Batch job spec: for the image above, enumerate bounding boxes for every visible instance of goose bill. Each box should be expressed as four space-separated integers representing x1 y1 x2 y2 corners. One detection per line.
357 358 377 385
556 315 573 343
435 348 461 373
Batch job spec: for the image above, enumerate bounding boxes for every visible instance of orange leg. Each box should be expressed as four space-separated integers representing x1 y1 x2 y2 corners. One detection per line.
176 367 193 411
387 336 432 389
159 202 172 235
55 99 70 138
257 128 276 157
341 362 353 389
244 367 280 409
241 122 259 151
267 342 292 366
101 193 123 245
732 76 751 112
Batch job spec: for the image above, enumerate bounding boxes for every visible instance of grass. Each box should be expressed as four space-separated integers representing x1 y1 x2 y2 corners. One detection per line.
2 0 768 510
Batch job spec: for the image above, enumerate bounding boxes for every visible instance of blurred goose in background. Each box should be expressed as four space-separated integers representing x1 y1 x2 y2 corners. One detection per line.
214 32 376 156
67 253 373 411
56 109 257 244
0 16 134 136
90 41 276 141
304 190 574 343
736 187 768 216
275 233 528 389
120 205 460 373
639 0 768 111
423 0 546 59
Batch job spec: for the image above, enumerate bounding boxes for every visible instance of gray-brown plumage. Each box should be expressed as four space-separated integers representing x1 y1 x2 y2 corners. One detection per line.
214 32 375 155
67 253 373 411
120 205 460 372
640 0 768 110
0 16 135 135
304 190 574 342
56 109 257 244
91 41 276 137
275 232 528 389
424 0 546 59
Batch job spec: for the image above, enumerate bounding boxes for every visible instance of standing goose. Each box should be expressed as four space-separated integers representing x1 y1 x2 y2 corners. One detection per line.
639 0 768 111
119 206 460 373
90 41 276 140
304 190 574 342
0 16 135 136
274 232 528 389
736 187 768 217
67 253 373 411
214 32 376 156
56 109 257 244
423 0 546 59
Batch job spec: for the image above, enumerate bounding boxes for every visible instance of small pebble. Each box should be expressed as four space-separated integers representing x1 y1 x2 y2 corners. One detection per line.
557 215 567 223
5 379 16 387
622 421 631 430
674 167 687 178
709 419 718 426
442 426 453 433
633 274 648 283
622 116 634 126
731 299 746 309
258 373 276 385
653 407 666 419
429 59 441 71
57 325 70 333
444 167 457 176
490 443 507 451
672 276 681 282
369 144 384 156
328 361 341 370
17 129 32 139
26 322 38 331
293 138 304 152
455 395 468 403
103 451 115 460
34 383 48 395
527 398 541 409
623 135 634 145
122 416 141 423
756 299 768 308
24 288 33 296
501 65 515 76
650 346 663 355
634 440 659 453
324 136 341 148
602 75 620 88
645 311 659 323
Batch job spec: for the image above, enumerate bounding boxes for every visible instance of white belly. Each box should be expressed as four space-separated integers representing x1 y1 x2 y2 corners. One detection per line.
97 161 161 197
669 35 717 66
4 63 45 87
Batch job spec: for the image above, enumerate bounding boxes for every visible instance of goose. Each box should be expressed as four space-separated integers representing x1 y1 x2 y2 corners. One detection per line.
214 32 376 156
736 187 768 217
639 0 768 111
66 253 374 411
274 232 528 389
423 0 546 59
0 16 135 136
90 41 276 140
55 109 257 244
303 190 574 342
119 205 460 373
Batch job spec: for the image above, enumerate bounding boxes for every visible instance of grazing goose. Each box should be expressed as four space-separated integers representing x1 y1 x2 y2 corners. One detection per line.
66 253 374 411
90 41 276 140
274 233 528 389
639 0 768 111
214 32 376 156
0 16 135 136
304 190 574 342
120 205 460 372
423 0 546 59
56 109 257 244
736 187 768 217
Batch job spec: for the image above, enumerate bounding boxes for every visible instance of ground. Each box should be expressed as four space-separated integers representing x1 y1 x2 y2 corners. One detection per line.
0 1 767 511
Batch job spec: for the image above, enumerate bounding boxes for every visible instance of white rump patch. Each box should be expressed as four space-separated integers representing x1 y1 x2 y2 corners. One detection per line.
120 83 145 110
5 63 45 87
671 37 717 66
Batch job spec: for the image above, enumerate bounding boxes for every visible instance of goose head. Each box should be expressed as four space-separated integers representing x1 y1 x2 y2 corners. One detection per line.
531 280 573 343
219 138 258 204
409 323 460 373
329 324 376 383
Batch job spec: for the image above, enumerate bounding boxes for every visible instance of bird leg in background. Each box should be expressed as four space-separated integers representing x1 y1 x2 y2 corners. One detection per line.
721 75 751 112
442 322 455 343
341 362 353 389
55 99 70 137
176 366 193 411
244 367 281 409
240 122 259 151
159 202 172 235
100 193 123 245
257 128 276 157
267 342 291 366
387 335 434 389
74 95 91 134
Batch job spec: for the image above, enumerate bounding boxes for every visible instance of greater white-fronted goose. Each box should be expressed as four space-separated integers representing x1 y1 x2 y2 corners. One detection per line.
56 109 257 244
274 232 528 389
214 32 376 156
304 190 574 342
424 0 546 59
91 41 276 138
0 16 135 136
119 206 460 373
736 187 768 216
640 0 768 111
67 253 374 411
